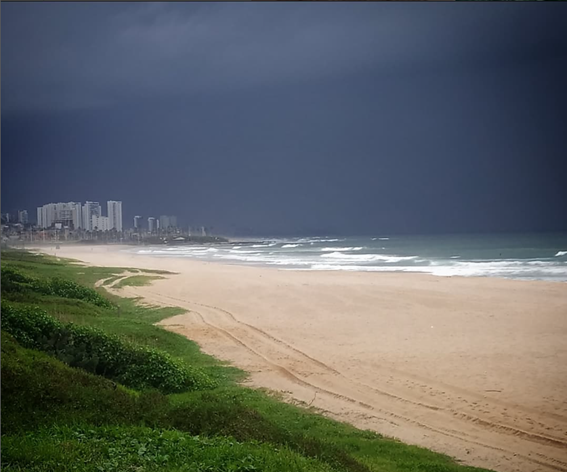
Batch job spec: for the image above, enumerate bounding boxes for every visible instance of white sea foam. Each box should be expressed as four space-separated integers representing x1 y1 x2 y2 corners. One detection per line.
132 242 567 282
303 260 567 280
266 259 314 266
320 247 363 252
379 238 390 240
320 252 417 263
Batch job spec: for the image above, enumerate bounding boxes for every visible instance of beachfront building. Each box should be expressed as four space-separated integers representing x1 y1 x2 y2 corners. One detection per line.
148 217 156 233
82 201 101 231
18 210 29 224
91 215 111 231
159 215 177 230
133 215 142 230
107 200 123 232
37 202 82 229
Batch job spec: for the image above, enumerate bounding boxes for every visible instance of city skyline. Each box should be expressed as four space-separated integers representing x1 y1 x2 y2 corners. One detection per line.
35 200 123 231
22 198 186 233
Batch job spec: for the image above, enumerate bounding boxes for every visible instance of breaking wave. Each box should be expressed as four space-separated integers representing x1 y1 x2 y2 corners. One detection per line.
321 252 418 263
320 247 363 252
130 235 567 282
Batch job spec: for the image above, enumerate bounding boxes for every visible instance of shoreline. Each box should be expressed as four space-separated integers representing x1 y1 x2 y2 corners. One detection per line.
29 244 567 472
25 242 567 284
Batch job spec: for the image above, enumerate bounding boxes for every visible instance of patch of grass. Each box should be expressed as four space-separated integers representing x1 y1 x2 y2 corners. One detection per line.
102 275 122 286
2 303 216 394
2 266 114 308
114 274 165 288
140 268 177 275
1 332 149 433
2 425 334 472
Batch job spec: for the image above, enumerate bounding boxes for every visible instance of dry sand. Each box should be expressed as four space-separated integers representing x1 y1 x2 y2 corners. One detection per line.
34 245 567 472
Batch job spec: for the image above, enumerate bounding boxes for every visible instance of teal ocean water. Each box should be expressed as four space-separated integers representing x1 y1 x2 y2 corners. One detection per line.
134 233 567 282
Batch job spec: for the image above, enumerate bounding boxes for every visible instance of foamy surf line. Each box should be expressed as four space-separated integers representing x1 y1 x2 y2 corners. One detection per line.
129 245 567 282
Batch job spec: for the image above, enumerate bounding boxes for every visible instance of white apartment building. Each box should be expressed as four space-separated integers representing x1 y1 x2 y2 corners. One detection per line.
37 204 55 228
147 217 156 233
107 201 123 232
91 215 111 231
37 200 122 231
18 210 29 224
82 202 102 231
159 215 177 229
37 202 82 229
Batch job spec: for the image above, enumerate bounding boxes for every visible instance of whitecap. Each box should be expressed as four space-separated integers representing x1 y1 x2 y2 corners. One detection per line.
555 251 567 257
320 247 363 252
320 252 417 263
282 244 301 248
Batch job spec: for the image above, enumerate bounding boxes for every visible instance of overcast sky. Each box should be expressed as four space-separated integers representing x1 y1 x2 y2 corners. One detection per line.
2 3 567 235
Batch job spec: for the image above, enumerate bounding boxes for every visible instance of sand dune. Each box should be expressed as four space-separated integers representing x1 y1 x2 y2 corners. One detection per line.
34 245 567 472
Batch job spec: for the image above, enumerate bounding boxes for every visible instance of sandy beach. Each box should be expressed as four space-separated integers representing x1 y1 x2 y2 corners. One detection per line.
33 244 567 472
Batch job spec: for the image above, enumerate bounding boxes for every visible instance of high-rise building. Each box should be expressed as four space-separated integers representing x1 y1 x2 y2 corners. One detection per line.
147 217 156 233
159 215 178 230
18 210 29 224
37 202 82 229
72 205 82 230
38 204 55 228
82 202 101 231
107 201 123 232
92 215 111 231
133 215 142 230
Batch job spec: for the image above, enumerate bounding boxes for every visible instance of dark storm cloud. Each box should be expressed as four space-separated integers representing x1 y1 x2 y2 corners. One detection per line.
3 3 566 112
2 3 567 235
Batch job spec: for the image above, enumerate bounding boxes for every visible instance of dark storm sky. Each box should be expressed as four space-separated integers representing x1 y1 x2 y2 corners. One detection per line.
2 3 567 236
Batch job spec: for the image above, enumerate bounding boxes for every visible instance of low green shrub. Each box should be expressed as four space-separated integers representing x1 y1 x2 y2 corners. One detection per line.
1 267 113 309
1 302 216 394
1 331 149 433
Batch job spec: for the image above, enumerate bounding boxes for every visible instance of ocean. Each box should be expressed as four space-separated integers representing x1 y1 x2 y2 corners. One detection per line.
132 233 567 282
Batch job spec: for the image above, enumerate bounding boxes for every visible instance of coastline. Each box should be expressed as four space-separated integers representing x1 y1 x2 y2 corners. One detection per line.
30 244 567 472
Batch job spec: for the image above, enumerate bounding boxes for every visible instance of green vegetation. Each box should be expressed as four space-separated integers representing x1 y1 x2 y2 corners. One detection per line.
2 266 113 308
1 303 215 393
114 274 165 288
1 249 491 472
